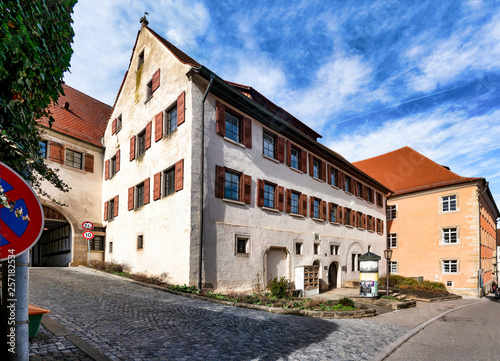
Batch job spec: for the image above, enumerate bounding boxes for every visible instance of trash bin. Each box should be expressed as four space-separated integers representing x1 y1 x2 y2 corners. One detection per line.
28 304 50 338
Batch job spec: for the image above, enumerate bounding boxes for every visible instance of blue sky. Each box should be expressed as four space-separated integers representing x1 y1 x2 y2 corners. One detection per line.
65 0 500 210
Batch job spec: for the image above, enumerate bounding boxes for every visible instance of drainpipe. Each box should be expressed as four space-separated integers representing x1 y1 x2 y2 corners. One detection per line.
478 181 489 298
198 75 215 291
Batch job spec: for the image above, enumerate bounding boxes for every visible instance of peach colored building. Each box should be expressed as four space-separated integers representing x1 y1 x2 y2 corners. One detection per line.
354 147 499 297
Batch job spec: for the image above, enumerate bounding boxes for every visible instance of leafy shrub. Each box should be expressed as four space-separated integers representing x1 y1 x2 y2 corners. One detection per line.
338 297 355 308
171 284 200 294
379 274 448 294
268 276 290 299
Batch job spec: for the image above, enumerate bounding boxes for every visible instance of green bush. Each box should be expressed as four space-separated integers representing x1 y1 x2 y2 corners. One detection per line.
268 276 290 299
338 297 355 308
171 284 200 294
379 274 448 294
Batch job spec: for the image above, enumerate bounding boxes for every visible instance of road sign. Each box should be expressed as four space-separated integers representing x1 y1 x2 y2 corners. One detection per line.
82 221 94 230
0 162 44 261
82 231 95 240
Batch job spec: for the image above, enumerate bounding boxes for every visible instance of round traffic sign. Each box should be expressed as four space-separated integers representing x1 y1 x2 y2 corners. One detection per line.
82 231 95 240
82 221 94 230
0 162 44 261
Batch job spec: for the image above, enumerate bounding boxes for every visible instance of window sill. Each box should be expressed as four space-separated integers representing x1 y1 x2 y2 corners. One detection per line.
344 191 353 196
377 231 383 235
263 154 279 163
376 204 383 209
330 184 340 190
312 177 323 183
367 201 374 205
357 196 364 201
235 252 250 257
262 206 279 213
367 230 375 233
163 127 178 140
440 242 460 246
290 166 303 174
330 221 341 226
312 217 324 222
144 95 153 104
224 136 246 149
223 198 245 206
357 227 365 231
290 213 304 218
440 210 460 214
345 225 354 229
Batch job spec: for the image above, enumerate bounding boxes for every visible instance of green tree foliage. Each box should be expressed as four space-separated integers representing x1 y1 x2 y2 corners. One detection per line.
0 0 77 209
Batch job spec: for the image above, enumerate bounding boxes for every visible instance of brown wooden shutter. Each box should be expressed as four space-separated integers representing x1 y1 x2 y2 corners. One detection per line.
277 137 285 163
49 141 64 163
215 165 225 198
128 187 134 210
327 165 332 185
310 197 315 218
300 150 307 173
257 179 265 207
300 193 308 217
350 177 355 194
112 119 117 135
216 101 225 136
130 136 136 161
104 160 110 180
175 159 184 191
336 170 342 189
84 154 94 173
177 91 185 126
351 209 356 225
321 200 327 221
362 214 366 229
321 161 326 182
144 177 150 205
155 112 163 142
145 121 152 150
152 68 160 92
243 174 251 204
153 172 161 200
114 195 119 217
104 201 108 221
286 141 291 166
309 154 314 176
328 202 332 221
285 189 291 213
116 150 120 172
337 206 343 225
277 186 284 211
242 117 252 148
362 184 366 200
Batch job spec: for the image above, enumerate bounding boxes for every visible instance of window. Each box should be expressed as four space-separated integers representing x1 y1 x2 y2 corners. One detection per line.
330 204 337 222
314 243 319 255
330 168 337 187
442 260 458 273
442 195 457 212
376 192 383 207
313 198 320 219
163 167 175 197
116 114 122 132
344 175 351 193
387 205 397 220
344 208 351 226
330 245 339 256
291 147 300 170
137 235 144 249
108 198 115 220
166 106 177 134
90 235 105 251
446 281 453 287
136 183 145 208
356 182 362 197
225 110 240 143
137 49 144 69
351 253 362 272
236 237 249 254
66 149 82 169
387 233 397 248
39 141 48 159
442 227 458 244
109 242 113 253
291 192 299 214
263 131 275 159
313 159 320 179
224 171 240 201
264 183 275 208
295 242 303 255
137 130 146 157
389 261 398 274
146 80 153 100
110 155 117 177
366 187 373 203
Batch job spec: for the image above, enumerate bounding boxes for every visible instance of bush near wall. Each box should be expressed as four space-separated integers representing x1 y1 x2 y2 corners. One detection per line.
379 275 449 294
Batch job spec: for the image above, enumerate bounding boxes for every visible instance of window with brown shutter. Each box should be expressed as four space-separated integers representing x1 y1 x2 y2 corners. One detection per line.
104 201 108 221
116 150 120 173
114 195 119 217
155 112 163 142
177 91 185 126
301 150 308 173
337 206 343 225
277 137 285 163
310 196 315 218
128 187 134 211
153 172 161 200
277 186 284 211
112 119 117 134
300 193 308 217
286 140 292 166
215 165 225 198
242 117 252 148
175 159 184 192
336 170 343 190
145 121 152 150
257 179 265 207
350 210 356 226
144 178 150 205
216 101 225 136
152 68 160 92
243 175 251 204
104 159 110 180
130 136 136 161
49 141 64 163
285 189 291 213
321 200 327 221
309 154 314 176
362 214 367 229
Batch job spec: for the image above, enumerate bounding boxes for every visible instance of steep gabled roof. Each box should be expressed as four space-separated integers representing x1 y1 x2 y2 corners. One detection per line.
144 26 200 67
353 146 481 196
38 84 112 147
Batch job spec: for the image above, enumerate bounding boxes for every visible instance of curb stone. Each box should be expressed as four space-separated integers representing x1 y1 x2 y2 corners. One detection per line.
78 265 375 318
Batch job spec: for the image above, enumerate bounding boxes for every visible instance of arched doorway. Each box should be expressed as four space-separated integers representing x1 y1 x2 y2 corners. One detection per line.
328 261 338 289
266 247 289 285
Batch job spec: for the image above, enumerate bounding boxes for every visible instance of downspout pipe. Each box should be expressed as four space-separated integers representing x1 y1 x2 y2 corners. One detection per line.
198 75 215 291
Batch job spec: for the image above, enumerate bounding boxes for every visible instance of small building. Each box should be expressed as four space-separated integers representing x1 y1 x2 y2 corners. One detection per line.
354 146 499 297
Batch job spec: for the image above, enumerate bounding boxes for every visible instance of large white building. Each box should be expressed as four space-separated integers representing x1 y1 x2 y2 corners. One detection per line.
101 23 390 292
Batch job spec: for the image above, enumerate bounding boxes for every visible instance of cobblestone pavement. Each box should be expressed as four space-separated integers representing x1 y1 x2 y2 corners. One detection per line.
29 267 410 361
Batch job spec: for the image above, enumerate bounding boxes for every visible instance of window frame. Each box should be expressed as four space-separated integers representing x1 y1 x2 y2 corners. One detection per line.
263 182 276 209
224 170 241 201
137 129 146 157
389 261 398 274
116 114 123 133
330 244 340 256
313 243 319 255
313 159 320 179
295 242 303 255
263 131 276 160
224 109 241 143
387 233 397 248
441 227 459 245
137 49 144 69
65 148 83 169
290 146 300 170
163 166 175 198
313 198 320 219
330 204 337 223
137 235 144 250
441 195 458 213
442 260 458 274
344 208 351 226
39 140 48 159
290 191 300 214
165 104 178 135
235 235 250 255
344 175 352 193
136 182 145 209
387 205 397 220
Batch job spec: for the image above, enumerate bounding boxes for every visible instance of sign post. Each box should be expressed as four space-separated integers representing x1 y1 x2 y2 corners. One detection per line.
1 162 44 361
82 224 94 267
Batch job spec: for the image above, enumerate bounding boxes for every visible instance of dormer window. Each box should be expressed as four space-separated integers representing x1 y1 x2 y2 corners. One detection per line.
137 50 144 69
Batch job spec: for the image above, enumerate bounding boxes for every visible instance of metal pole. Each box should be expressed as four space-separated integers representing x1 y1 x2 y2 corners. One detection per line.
386 259 390 297
87 239 91 267
13 252 29 361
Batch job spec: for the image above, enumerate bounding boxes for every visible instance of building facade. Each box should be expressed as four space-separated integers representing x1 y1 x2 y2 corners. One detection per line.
354 147 499 297
101 24 390 292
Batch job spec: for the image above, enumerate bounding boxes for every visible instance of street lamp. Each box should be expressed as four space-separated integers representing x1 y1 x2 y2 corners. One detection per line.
384 249 393 297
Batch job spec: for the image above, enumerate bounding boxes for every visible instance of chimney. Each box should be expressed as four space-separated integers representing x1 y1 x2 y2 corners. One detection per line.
64 102 70 110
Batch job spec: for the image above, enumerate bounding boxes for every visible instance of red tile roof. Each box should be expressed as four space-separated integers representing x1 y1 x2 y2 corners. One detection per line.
353 146 481 196
38 84 112 147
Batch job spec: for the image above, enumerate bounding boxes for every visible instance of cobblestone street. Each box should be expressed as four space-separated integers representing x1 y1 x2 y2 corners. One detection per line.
29 268 409 360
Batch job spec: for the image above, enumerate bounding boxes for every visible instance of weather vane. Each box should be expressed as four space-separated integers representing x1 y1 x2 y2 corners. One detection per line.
140 11 149 26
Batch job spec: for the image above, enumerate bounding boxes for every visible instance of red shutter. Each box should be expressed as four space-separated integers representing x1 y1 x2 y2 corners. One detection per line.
336 170 342 189
310 196 315 218
104 160 110 180
257 179 265 207
216 101 225 136
243 117 252 148
337 206 343 225
112 119 117 134
277 137 285 163
285 189 291 213
104 201 108 221
177 91 185 126
116 150 120 172
362 184 366 200
243 174 251 204
175 159 184 191
144 177 150 205
286 141 291 166
309 154 314 176
327 165 332 185
128 187 134 210
301 149 307 174
277 186 284 211
84 154 94 173
362 214 366 229
130 136 136 161
328 203 332 221
215 165 225 198
321 200 326 221
49 141 64 163
155 112 163 142
300 193 308 217
114 195 119 217
152 68 160 92
153 172 161 200
351 177 355 194
321 161 326 182
351 210 356 225
145 121 152 150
